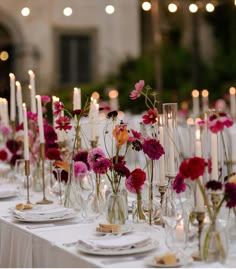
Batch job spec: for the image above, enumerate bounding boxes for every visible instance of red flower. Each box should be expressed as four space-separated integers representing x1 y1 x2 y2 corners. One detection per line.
73 151 90 170
188 157 205 180
0 148 8 161
15 123 23 131
125 168 146 193
142 108 158 124
53 101 64 117
113 163 130 178
6 139 19 154
208 112 233 133
205 180 222 191
128 129 142 142
142 138 164 160
27 111 37 121
173 173 186 193
225 182 236 208
112 155 126 165
179 160 191 179
46 148 61 160
92 158 112 174
55 116 72 131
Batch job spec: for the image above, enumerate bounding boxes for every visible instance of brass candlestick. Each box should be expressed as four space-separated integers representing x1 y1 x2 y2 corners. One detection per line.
24 160 31 204
192 211 205 261
90 138 98 148
36 143 53 204
158 184 167 206
10 120 16 137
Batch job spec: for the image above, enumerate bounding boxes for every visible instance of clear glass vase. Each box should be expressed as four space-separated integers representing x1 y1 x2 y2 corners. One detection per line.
105 192 127 224
132 199 146 224
200 221 229 263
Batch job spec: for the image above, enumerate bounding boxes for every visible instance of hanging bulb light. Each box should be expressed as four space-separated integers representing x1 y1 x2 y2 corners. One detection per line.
168 3 178 13
206 3 215 12
189 3 198 13
142 1 152 11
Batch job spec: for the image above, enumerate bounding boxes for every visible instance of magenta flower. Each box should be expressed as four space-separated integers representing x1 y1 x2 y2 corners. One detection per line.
0 125 12 135
41 95 51 103
128 129 142 142
74 161 88 177
142 137 165 160
125 176 136 193
27 111 37 121
113 163 130 178
88 147 106 167
130 80 144 100
53 101 65 117
55 116 72 131
142 108 158 124
208 112 233 133
173 173 186 193
73 151 90 170
92 158 112 174
46 148 61 161
125 168 146 193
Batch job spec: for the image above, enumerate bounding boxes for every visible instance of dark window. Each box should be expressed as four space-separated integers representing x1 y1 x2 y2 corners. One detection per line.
59 34 92 84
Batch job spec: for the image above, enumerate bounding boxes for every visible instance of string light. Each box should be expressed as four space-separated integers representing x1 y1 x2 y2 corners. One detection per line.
142 1 151 11
21 7 30 16
189 3 198 13
105 5 115 14
63 7 72 16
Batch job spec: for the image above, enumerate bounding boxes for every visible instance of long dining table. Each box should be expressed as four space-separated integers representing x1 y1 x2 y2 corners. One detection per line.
0 187 235 268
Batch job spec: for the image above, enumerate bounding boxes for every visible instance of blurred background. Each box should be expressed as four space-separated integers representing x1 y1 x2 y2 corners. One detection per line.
0 0 235 113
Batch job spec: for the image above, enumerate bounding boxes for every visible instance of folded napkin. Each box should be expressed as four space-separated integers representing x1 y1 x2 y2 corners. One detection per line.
13 207 75 221
0 186 18 197
78 232 151 251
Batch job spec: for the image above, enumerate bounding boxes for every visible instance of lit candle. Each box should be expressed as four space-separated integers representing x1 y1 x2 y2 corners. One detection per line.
36 95 45 143
9 73 16 122
22 103 29 160
109 89 119 111
192 89 200 118
158 117 165 185
16 81 23 124
89 98 99 141
211 132 218 180
73 87 81 110
229 87 236 119
57 103 65 143
28 70 36 113
195 128 205 212
201 89 209 113
176 220 185 241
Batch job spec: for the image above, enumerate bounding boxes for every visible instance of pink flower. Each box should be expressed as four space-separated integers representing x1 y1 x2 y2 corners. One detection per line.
74 161 88 177
53 101 64 117
128 129 142 142
173 173 186 193
142 108 158 124
88 148 106 167
125 168 146 193
55 116 72 131
142 137 164 160
92 158 112 174
41 95 51 103
207 112 233 133
130 80 144 100
27 111 37 121
0 125 12 135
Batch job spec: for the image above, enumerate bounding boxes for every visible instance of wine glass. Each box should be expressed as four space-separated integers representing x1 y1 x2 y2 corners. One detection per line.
74 172 94 223
14 159 26 197
51 166 65 205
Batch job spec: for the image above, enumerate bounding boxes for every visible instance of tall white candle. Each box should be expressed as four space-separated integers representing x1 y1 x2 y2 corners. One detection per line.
192 89 200 118
229 87 236 119
22 103 29 160
195 128 205 212
16 81 23 124
201 89 209 113
3 98 9 125
73 87 81 110
210 132 218 180
168 118 175 176
89 98 99 141
159 125 165 185
52 96 59 128
57 104 65 142
36 95 45 143
28 70 36 113
9 73 16 122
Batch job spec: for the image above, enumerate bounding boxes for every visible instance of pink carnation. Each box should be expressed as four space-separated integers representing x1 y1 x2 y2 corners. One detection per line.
41 95 51 103
142 137 165 160
74 161 88 177
92 158 111 174
88 147 106 167
0 125 12 135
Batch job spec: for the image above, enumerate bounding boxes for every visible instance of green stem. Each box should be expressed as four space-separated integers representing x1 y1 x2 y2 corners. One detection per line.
149 160 154 225
136 190 146 221
220 131 232 176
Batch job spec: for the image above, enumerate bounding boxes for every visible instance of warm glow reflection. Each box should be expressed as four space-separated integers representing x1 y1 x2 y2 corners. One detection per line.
63 7 73 16
195 117 201 124
230 87 236 95
189 3 198 13
109 89 118 99
28 70 35 77
206 3 215 12
92 91 100 100
118 111 125 119
196 128 201 140
21 7 30 16
192 89 199 98
187 118 194 125
202 89 209 97
168 3 178 13
105 5 115 14
0 51 9 61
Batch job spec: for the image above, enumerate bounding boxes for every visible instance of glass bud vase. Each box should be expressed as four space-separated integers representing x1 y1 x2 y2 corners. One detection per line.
200 221 229 263
105 192 127 225
132 199 146 224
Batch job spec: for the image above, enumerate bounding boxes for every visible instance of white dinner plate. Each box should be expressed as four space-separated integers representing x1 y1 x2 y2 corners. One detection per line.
95 225 133 236
77 238 159 256
144 254 193 268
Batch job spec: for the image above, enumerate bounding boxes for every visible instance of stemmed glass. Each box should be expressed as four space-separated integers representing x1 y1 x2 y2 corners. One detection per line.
52 166 65 205
74 172 94 223
14 159 27 198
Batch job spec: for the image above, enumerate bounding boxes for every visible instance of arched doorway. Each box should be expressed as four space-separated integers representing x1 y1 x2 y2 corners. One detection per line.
0 24 14 99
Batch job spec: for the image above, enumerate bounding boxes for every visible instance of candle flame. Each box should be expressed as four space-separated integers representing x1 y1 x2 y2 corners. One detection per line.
109 89 118 99
196 128 201 140
28 70 34 76
22 103 26 109
202 89 209 97
16 81 21 87
187 118 194 125
92 91 100 100
192 89 199 98
9 73 15 79
229 87 236 95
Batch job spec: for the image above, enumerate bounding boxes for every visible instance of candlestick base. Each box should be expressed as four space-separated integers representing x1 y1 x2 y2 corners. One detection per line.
90 138 98 148
25 160 32 204
36 198 53 205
